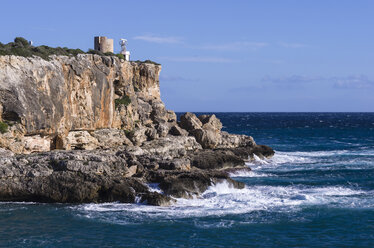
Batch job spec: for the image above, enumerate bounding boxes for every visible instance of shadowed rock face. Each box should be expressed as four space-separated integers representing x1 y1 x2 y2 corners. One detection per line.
0 55 275 206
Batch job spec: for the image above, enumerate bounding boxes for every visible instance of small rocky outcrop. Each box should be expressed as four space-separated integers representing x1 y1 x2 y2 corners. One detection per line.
0 54 275 206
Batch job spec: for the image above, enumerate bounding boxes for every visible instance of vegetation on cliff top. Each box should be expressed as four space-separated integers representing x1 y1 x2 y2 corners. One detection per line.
0 37 160 65
0 37 85 60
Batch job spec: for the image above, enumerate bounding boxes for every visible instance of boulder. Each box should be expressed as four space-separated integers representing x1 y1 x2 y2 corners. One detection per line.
147 170 245 199
218 131 256 148
190 128 221 149
139 192 175 206
198 114 223 131
190 149 245 170
179 112 202 131
169 125 188 136
64 131 98 150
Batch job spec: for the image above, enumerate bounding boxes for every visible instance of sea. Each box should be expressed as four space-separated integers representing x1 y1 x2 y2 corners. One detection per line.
1 112 374 247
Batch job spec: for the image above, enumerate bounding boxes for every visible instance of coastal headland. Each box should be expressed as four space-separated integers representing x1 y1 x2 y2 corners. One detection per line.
0 48 274 206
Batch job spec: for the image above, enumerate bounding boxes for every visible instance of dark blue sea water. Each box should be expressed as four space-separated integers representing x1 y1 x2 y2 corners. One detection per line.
1 113 374 247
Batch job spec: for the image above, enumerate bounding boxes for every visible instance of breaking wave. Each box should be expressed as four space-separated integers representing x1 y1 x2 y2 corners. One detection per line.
71 180 373 225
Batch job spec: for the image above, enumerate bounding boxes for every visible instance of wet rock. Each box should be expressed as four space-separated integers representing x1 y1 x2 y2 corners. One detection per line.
190 149 245 170
149 170 245 199
139 192 175 206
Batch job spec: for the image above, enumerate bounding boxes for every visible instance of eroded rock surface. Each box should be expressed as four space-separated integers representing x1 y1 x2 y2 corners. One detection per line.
0 55 275 206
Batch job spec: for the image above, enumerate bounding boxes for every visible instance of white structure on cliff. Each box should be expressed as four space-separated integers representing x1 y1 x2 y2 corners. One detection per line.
119 38 130 61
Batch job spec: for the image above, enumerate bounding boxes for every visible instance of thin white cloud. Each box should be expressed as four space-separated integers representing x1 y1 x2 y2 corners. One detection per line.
263 74 374 89
133 35 183 44
198 41 268 51
263 75 322 84
333 75 374 89
279 42 307 48
159 56 238 63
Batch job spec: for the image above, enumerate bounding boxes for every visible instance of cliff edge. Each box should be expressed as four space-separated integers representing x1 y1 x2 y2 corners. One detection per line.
0 54 274 206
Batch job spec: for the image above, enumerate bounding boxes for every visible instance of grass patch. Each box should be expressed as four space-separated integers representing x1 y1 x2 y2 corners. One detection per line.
0 121 8 134
115 95 131 108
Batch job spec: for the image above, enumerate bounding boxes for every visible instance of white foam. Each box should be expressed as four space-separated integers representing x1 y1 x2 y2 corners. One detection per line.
245 151 313 170
229 170 273 178
147 183 163 194
70 180 373 225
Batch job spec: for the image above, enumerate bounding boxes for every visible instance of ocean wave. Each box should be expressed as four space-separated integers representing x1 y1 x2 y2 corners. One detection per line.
229 170 274 178
245 152 313 169
70 180 374 225
245 149 374 171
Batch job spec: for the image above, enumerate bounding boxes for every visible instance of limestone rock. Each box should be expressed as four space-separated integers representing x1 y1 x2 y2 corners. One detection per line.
23 135 50 153
190 128 221 149
159 158 191 171
64 131 98 150
0 55 175 153
190 149 245 170
179 112 202 131
198 114 223 131
141 135 202 159
169 125 188 136
218 131 256 148
92 128 133 148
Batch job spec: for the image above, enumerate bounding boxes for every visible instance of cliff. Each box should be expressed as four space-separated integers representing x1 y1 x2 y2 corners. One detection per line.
0 54 274 205
0 54 169 153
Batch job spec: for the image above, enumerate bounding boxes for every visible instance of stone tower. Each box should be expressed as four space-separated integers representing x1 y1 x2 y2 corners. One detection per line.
94 36 114 53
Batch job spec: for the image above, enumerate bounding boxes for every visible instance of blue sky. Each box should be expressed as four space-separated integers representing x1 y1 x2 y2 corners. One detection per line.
1 0 373 111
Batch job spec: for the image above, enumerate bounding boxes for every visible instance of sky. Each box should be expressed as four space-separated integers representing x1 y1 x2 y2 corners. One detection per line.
1 0 373 112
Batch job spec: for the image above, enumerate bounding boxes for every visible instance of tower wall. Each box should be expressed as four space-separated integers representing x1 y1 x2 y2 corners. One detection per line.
94 36 114 53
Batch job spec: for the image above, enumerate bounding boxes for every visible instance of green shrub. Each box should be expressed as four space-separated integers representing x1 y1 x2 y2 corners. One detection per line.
0 37 85 60
104 52 115 56
133 60 160 65
87 49 104 56
0 121 8 134
14 37 29 47
115 54 125 60
115 95 131 108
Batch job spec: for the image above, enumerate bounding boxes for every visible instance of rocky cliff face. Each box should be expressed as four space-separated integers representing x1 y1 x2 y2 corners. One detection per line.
0 54 171 153
0 54 274 206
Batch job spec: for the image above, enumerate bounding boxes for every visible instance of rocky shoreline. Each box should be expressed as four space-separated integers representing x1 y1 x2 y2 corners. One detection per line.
0 54 274 206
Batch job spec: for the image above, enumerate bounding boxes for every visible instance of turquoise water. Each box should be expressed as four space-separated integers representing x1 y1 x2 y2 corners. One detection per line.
1 113 374 247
